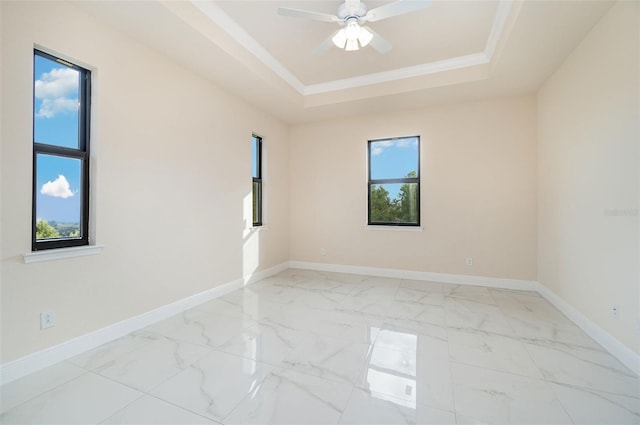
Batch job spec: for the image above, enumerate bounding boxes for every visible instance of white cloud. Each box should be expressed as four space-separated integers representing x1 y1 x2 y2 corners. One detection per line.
36 98 78 118
371 138 416 155
35 68 78 98
371 146 384 156
34 67 79 118
40 175 74 199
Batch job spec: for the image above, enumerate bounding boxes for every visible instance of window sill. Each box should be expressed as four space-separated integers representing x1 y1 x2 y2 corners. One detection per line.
364 225 423 232
24 245 104 264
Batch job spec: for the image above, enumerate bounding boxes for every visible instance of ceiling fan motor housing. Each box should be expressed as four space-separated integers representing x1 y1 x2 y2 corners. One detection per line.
337 1 368 21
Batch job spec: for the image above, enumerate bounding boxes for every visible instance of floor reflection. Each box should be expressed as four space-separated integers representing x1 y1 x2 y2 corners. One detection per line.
364 327 418 409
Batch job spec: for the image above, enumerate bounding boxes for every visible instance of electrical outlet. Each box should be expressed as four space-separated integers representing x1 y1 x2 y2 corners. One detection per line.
40 310 56 329
611 305 619 320
320 248 326 256
465 257 473 266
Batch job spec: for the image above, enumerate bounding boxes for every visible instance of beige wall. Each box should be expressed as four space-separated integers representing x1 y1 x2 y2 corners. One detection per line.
0 1 290 363
289 96 538 280
538 1 639 355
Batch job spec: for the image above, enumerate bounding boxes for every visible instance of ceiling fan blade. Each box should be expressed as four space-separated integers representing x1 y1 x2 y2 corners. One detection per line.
277 7 340 23
315 31 340 55
364 27 392 54
363 0 431 23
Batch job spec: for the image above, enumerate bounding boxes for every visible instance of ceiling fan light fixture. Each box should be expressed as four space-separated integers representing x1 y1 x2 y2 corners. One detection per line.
344 19 360 41
331 28 348 48
345 38 359 51
358 26 373 47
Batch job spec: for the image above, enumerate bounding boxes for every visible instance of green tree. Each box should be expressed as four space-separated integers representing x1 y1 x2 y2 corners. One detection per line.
36 219 60 239
370 184 399 222
398 171 418 223
56 223 79 237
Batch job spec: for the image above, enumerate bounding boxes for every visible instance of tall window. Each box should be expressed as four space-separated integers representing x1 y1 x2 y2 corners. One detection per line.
368 136 420 226
32 50 91 250
252 135 262 226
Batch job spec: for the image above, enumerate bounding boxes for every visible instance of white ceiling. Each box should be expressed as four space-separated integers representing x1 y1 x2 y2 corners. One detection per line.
76 0 614 124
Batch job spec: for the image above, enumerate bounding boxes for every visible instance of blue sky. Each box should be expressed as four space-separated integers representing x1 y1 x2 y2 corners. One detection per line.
370 137 419 199
34 54 82 223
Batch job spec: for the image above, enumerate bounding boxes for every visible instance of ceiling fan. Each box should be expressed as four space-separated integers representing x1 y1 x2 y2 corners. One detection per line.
277 0 431 53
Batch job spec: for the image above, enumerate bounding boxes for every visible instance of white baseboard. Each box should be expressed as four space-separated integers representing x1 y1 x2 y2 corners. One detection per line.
289 260 639 376
0 262 288 386
537 283 640 376
243 261 290 286
288 261 539 291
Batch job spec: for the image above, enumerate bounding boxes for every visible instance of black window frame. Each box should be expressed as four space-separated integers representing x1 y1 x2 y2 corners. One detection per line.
32 49 91 251
252 134 263 227
367 136 421 226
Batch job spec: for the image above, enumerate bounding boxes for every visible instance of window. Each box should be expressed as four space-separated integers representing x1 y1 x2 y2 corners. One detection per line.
368 136 420 226
252 134 262 226
32 50 91 250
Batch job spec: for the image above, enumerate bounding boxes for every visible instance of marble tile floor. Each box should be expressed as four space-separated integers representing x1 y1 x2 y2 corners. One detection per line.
1 269 639 425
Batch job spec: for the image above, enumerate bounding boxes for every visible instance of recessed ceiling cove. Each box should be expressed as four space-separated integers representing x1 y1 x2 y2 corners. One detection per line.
197 0 515 96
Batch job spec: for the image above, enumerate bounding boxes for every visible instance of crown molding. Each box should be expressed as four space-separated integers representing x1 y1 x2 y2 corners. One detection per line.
190 0 516 96
304 52 489 95
191 0 305 94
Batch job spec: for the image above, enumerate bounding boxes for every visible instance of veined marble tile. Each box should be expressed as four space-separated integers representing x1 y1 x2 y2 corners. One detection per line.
255 270 315 288
0 361 86 414
151 350 274 421
223 368 352 425
69 331 159 372
339 387 455 425
101 395 218 424
551 382 640 425
287 336 372 385
349 276 401 299
525 340 640 397
505 307 602 350
376 319 448 349
186 297 256 321
350 284 399 299
243 284 310 304
356 344 454 412
394 287 444 307
0 373 141 425
145 309 257 349
445 297 514 336
399 279 445 294
318 271 370 285
273 268 325 283
450 362 572 424
294 277 360 295
217 292 294 322
338 297 446 327
289 289 348 311
98 336 211 391
489 288 545 311
443 284 496 305
263 306 379 345
490 288 599 348
375 327 449 363
448 328 543 379
217 322 312 368
5 269 633 425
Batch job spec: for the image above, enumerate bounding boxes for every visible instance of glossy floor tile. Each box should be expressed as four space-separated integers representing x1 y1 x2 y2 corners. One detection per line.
1 269 639 425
